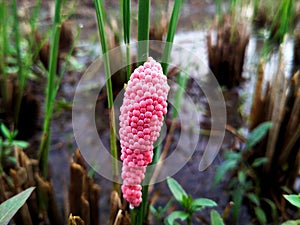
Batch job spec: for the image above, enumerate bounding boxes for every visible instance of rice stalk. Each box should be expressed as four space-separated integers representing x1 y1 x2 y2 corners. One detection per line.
94 0 119 191
38 0 62 178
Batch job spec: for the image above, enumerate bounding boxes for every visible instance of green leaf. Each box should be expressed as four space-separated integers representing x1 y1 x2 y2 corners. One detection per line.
12 140 29 149
210 210 225 225
165 211 189 225
150 205 158 216
190 198 217 212
246 122 272 150
224 151 242 160
167 177 188 205
284 194 300 208
2 146 11 155
238 171 246 184
0 124 11 139
7 156 17 164
232 188 244 220
281 220 300 225
67 56 84 71
182 195 193 209
0 187 35 225
12 130 18 138
213 159 237 186
254 207 267 224
247 193 260 206
252 157 268 167
161 198 174 214
150 198 174 220
262 198 277 221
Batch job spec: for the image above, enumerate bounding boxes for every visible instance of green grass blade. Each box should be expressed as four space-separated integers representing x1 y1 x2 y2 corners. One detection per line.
0 187 35 225
123 0 131 80
161 0 182 74
94 0 119 191
262 0 295 54
245 121 272 150
94 0 113 108
123 0 130 45
137 0 150 63
38 0 62 178
271 0 294 44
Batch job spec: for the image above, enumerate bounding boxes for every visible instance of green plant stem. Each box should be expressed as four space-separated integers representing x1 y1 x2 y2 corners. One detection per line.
132 184 150 225
38 0 62 178
123 0 131 81
130 207 137 225
126 44 131 80
137 0 150 64
187 217 192 225
94 0 119 191
161 0 182 74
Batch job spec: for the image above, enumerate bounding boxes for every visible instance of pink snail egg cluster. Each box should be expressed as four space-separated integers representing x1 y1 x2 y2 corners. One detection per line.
119 57 169 207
